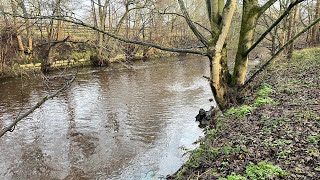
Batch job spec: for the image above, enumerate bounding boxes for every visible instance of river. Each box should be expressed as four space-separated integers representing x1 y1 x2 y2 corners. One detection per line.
0 56 214 179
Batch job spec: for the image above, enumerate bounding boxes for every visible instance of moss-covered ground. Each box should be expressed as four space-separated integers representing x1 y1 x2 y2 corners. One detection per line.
169 47 320 179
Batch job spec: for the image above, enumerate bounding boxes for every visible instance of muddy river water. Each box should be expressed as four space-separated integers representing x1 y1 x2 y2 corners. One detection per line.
0 56 214 179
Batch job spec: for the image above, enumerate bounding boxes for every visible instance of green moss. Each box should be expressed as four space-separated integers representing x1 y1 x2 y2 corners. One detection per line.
277 150 292 159
306 149 319 157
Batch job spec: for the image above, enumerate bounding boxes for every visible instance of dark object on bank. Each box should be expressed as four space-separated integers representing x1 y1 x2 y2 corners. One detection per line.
90 55 109 67
41 63 51 73
195 107 219 128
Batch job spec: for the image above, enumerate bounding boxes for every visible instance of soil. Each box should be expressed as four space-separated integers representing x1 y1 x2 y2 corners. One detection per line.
169 47 320 179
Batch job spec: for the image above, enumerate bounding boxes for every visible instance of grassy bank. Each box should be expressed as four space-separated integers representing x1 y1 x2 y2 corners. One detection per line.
170 47 320 179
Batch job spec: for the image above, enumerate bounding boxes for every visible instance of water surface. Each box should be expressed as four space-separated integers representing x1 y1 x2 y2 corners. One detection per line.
0 56 214 179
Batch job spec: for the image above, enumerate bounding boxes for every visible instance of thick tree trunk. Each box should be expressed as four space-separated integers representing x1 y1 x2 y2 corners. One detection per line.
207 0 236 110
209 45 232 110
233 1 259 86
97 0 108 57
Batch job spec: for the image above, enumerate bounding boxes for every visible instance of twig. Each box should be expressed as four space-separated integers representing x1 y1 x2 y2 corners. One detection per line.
0 75 76 138
203 75 211 81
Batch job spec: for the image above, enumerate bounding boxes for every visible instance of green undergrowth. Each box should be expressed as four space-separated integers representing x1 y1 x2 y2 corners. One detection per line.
170 47 320 179
225 83 276 119
219 162 287 180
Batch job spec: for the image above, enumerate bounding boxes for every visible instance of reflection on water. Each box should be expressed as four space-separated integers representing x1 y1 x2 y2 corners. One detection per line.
0 56 214 179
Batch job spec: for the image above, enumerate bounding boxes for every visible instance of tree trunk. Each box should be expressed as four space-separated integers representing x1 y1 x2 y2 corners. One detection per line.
18 0 33 52
17 35 25 53
97 0 108 57
287 2 299 59
208 0 236 110
311 0 320 44
209 45 232 109
57 20 63 41
233 0 259 86
10 0 24 54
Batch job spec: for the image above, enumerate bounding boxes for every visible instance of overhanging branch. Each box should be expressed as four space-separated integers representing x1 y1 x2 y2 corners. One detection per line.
0 75 76 138
3 12 208 56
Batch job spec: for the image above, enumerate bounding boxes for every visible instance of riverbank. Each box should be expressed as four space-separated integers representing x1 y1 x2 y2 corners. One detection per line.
0 51 180 80
170 47 320 179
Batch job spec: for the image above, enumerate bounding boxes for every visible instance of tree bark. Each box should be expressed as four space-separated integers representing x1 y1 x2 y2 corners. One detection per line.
232 0 259 86
287 2 300 59
209 0 236 110
97 0 108 57
57 20 63 40
311 0 320 44
17 0 33 52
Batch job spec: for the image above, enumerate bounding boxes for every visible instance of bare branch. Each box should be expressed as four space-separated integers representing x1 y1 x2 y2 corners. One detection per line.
258 0 278 16
214 0 236 52
0 76 76 138
2 13 208 56
177 0 209 47
159 12 213 35
242 16 320 89
244 0 305 56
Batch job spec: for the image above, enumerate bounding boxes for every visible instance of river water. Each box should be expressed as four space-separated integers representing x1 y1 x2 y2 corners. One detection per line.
0 56 214 180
